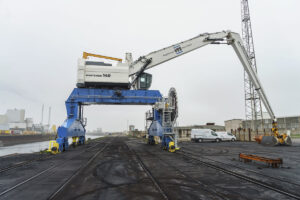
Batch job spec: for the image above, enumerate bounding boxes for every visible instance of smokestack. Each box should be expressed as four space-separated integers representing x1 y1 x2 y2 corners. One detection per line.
48 106 51 125
41 104 44 125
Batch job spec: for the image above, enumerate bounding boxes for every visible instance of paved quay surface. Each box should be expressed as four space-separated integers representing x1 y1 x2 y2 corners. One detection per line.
0 134 56 147
0 136 300 200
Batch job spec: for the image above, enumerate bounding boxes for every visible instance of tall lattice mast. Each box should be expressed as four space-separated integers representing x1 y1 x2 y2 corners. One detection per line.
241 0 263 130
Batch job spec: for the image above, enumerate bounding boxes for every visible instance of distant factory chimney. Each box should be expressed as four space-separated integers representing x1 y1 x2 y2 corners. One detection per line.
41 104 44 125
48 106 51 125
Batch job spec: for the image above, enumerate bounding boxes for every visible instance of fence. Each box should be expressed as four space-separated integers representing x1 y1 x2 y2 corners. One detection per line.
231 129 273 142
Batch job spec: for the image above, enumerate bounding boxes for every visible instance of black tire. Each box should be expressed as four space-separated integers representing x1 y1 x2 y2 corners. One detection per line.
216 138 220 143
51 147 57 152
231 138 235 142
199 138 203 143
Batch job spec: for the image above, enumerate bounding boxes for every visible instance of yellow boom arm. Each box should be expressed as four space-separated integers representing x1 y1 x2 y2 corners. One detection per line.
82 52 122 62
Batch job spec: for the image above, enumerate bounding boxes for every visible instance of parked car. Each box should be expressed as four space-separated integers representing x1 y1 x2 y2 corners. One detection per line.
216 132 236 141
191 129 222 143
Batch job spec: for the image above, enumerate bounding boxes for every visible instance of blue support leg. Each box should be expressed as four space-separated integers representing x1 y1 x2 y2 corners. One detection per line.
161 135 173 150
64 137 69 151
78 136 85 145
56 137 69 152
148 135 155 145
56 138 64 152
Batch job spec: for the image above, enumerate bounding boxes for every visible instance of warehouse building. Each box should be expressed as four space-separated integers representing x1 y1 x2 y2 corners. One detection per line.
0 109 45 134
0 109 27 131
224 119 243 133
225 115 300 136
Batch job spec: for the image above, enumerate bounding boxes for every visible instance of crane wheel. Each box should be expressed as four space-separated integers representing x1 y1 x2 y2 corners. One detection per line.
47 140 59 154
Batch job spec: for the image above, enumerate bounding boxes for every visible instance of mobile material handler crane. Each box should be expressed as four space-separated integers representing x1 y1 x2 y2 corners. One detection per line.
53 30 290 153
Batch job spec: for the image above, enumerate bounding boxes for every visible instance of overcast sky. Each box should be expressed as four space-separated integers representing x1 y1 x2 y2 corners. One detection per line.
0 0 299 132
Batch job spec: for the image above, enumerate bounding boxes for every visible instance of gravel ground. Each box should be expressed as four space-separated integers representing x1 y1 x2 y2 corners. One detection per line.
0 136 299 200
0 134 55 147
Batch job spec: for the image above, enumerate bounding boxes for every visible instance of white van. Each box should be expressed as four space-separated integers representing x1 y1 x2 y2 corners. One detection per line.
191 129 222 143
216 132 236 141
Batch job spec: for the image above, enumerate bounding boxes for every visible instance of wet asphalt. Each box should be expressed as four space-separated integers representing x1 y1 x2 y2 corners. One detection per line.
0 136 299 200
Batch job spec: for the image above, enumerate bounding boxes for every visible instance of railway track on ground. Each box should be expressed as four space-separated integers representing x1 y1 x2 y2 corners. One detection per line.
177 150 300 200
0 140 109 199
48 141 110 200
129 143 233 200
0 155 53 174
180 148 300 188
0 139 104 174
125 143 169 200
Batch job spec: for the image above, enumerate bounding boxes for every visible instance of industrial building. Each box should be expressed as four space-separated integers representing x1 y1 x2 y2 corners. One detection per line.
0 109 50 134
225 115 300 141
224 119 243 133
0 109 28 131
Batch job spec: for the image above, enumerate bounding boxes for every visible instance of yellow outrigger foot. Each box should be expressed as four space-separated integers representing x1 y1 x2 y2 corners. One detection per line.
47 140 59 154
259 121 293 146
168 141 177 152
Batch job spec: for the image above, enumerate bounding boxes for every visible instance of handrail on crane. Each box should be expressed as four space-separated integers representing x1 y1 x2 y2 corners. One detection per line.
82 52 122 62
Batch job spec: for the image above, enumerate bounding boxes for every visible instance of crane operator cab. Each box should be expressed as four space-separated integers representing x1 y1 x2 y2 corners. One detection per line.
76 52 152 90
136 72 152 90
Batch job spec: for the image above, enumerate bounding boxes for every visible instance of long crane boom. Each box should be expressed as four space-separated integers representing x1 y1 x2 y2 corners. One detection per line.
129 31 275 120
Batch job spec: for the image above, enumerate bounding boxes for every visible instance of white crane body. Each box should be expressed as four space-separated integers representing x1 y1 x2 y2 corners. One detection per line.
76 59 130 89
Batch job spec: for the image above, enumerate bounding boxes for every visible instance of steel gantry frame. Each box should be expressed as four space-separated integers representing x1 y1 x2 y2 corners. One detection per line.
56 88 179 152
241 0 264 131
56 88 163 151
